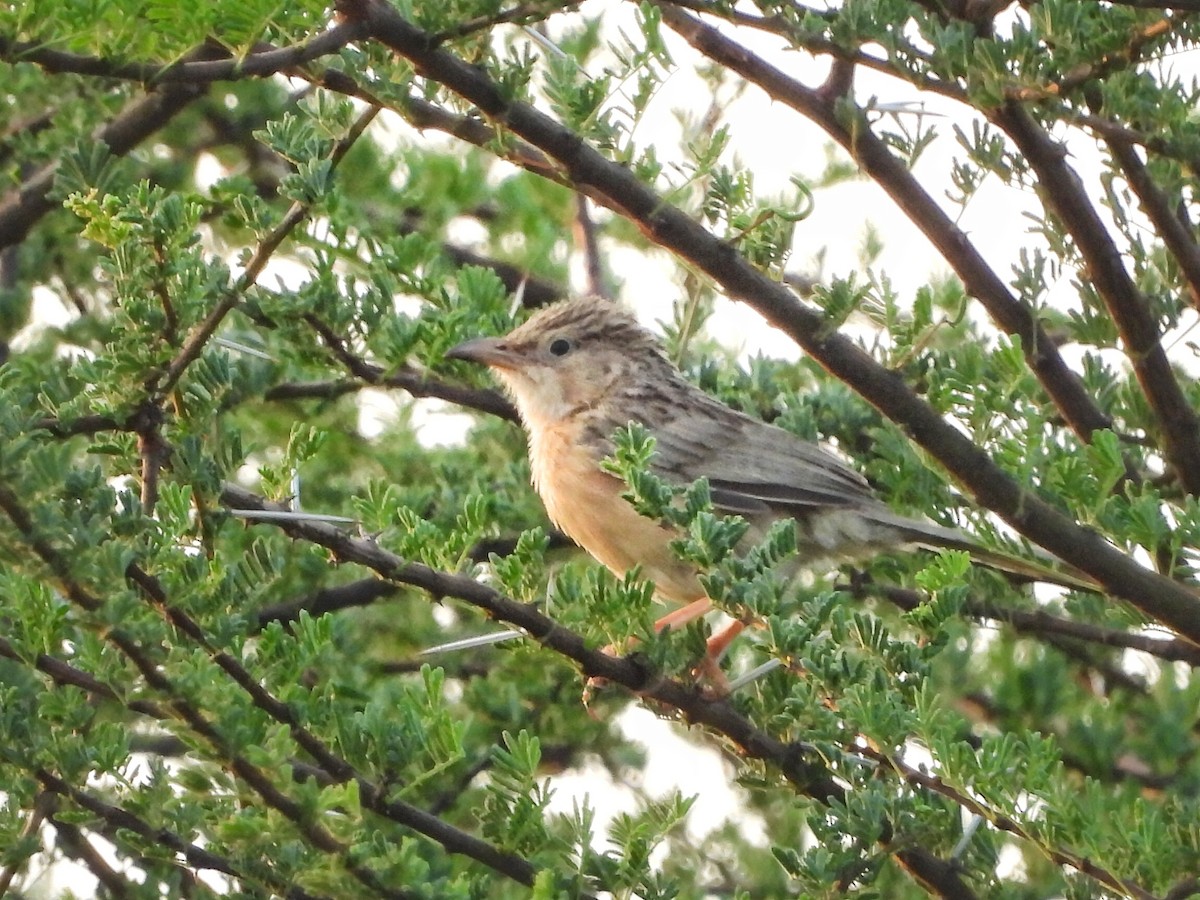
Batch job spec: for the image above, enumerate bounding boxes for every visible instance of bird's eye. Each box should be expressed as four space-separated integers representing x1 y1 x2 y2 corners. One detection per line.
549 338 572 357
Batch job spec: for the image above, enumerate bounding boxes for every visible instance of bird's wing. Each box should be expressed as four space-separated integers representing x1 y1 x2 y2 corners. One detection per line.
647 396 878 518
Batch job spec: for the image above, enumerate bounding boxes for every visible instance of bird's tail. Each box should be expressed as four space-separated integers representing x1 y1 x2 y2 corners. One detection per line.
948 541 1099 592
880 514 1101 593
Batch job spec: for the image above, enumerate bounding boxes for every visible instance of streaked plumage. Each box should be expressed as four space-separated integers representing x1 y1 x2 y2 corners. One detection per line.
447 298 1090 616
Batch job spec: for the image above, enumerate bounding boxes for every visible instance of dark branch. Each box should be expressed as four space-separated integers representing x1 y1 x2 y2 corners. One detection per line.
0 82 205 251
1107 137 1200 312
846 580 1200 667
221 480 976 898
431 2 580 44
255 578 401 627
155 104 381 398
987 101 1200 495
254 528 577 628
339 0 1200 642
0 23 364 84
436 237 566 308
49 812 141 899
266 362 519 422
573 196 610 299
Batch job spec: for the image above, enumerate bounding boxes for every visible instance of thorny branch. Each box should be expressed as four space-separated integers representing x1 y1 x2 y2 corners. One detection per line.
0 82 205 251
0 22 365 85
339 0 1200 646
220 481 977 899
0 482 525 897
154 103 381 398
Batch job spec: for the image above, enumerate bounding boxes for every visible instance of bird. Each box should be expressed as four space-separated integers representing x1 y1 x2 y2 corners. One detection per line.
446 297 1094 670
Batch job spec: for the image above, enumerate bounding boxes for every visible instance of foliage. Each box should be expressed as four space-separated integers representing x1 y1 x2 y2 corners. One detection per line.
2 0 1200 897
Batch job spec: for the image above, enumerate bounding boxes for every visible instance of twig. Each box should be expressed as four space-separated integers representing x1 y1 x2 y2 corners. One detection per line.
255 578 400 627
341 0 1200 641
574 195 610 299
861 747 1160 900
265 369 519 420
987 100 1200 494
1005 16 1177 101
0 23 364 85
48 813 138 899
842 580 1200 666
0 791 55 896
155 103 381 397
0 82 205 251
298 313 521 416
431 2 579 44
221 479 975 898
1107 136 1200 311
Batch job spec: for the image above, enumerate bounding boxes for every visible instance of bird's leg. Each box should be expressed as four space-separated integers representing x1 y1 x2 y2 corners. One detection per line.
585 599 759 705
584 598 716 706
692 618 756 699
650 597 712 634
704 618 746 661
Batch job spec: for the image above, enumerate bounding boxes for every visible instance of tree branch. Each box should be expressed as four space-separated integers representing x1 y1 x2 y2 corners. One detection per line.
265 369 519 421
332 0 1200 642
861 747 1160 900
1106 136 1200 311
988 100 1200 494
0 23 364 84
844 579 1200 666
220 481 977 898
0 82 205 251
255 577 402 627
430 1 581 44
154 103 381 398
48 812 140 900
297 312 521 421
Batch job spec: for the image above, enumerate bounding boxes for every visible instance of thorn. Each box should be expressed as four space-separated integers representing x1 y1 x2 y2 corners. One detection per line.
420 629 523 655
951 813 984 860
213 337 275 360
726 658 784 693
226 509 356 524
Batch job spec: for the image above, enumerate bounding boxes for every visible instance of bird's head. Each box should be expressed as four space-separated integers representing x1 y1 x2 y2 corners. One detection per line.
447 298 668 430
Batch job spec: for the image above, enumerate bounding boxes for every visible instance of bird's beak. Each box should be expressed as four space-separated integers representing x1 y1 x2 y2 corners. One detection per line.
445 337 523 370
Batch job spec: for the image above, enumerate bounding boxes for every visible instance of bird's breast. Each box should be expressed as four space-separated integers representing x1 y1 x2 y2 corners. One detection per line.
527 417 703 604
